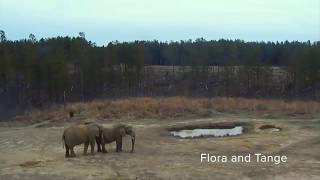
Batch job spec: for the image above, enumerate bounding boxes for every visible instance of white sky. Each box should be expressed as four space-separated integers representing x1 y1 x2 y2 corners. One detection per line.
1 0 319 45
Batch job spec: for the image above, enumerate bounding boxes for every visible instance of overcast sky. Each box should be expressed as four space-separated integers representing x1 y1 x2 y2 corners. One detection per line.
0 0 319 45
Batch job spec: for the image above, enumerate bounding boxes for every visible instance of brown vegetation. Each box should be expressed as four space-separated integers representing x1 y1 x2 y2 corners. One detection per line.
16 97 320 124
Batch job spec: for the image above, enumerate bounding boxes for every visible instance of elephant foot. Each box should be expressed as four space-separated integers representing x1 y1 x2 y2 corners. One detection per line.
97 147 102 152
66 154 76 158
102 150 107 153
66 156 75 158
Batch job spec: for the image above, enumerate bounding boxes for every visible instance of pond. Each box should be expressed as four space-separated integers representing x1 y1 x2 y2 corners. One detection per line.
171 126 243 138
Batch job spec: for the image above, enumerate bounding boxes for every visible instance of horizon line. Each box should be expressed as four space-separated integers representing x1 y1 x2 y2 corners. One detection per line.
1 34 319 47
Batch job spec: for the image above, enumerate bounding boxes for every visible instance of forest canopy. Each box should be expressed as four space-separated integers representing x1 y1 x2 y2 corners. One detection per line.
0 31 319 109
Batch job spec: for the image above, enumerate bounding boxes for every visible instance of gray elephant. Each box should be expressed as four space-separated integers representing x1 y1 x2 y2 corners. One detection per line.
98 124 135 153
62 123 103 158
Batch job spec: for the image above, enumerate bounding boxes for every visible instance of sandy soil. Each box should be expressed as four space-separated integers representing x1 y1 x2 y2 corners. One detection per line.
0 115 319 180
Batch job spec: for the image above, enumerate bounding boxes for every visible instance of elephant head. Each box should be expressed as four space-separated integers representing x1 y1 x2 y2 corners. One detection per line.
121 125 135 153
85 123 104 152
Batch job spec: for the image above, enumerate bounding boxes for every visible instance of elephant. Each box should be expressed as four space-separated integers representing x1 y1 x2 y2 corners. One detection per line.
98 124 135 153
62 123 103 158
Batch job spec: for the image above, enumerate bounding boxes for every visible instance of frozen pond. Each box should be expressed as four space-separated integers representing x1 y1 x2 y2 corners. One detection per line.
171 126 243 138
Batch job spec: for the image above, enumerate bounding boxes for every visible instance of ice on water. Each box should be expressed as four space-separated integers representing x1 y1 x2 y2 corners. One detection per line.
171 126 243 138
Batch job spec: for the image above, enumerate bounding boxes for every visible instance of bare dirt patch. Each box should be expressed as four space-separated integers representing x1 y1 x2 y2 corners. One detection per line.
0 116 319 180
18 161 42 168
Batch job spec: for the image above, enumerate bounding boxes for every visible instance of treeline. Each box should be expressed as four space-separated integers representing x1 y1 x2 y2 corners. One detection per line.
0 30 319 110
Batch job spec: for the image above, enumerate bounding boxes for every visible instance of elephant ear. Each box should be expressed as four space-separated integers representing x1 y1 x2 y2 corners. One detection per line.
118 127 126 137
93 124 103 138
87 124 100 137
125 125 133 133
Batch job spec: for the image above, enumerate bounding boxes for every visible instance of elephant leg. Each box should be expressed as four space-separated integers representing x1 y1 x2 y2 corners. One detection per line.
96 137 101 152
116 137 122 152
65 145 70 158
90 141 95 155
70 147 76 157
83 142 89 155
101 143 107 153
116 138 120 152
119 137 122 151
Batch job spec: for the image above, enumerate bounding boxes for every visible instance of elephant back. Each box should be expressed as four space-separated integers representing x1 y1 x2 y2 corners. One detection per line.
112 124 126 136
63 125 90 146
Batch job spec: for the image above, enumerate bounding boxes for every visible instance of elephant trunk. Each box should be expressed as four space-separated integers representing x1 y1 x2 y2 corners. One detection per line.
130 132 135 153
62 134 65 149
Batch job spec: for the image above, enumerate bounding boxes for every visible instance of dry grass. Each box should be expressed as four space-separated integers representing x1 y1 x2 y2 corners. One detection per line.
17 97 320 123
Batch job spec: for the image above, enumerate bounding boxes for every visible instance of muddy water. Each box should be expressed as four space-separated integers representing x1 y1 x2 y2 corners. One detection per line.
171 126 243 138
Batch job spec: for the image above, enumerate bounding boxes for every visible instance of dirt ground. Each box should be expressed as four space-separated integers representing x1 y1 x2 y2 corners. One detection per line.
0 114 319 180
